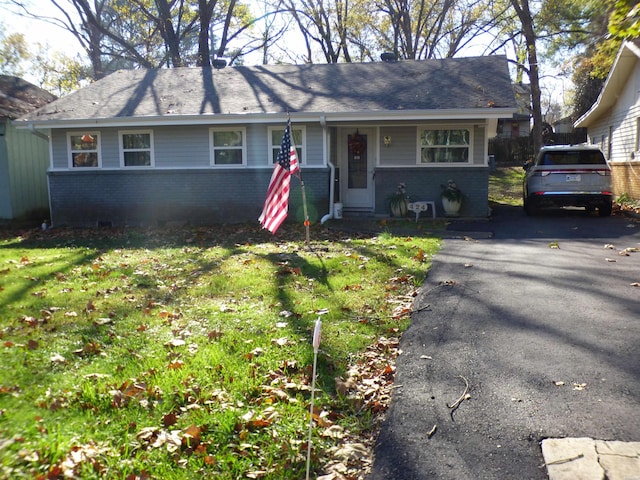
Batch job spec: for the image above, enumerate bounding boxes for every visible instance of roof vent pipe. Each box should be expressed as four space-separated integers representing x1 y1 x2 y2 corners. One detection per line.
212 58 227 69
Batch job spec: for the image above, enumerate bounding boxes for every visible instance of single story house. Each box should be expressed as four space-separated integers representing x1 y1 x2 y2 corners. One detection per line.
15 56 516 227
575 40 640 200
1 75 56 222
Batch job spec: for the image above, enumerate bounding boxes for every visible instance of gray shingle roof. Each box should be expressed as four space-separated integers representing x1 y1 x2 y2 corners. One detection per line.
0 75 56 119
20 55 515 123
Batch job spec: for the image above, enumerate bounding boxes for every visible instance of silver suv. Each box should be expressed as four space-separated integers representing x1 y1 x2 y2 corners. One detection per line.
523 145 613 216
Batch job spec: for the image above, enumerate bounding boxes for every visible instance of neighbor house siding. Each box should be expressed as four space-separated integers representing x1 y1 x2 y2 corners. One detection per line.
48 168 330 227
0 120 11 219
2 121 50 219
586 61 640 199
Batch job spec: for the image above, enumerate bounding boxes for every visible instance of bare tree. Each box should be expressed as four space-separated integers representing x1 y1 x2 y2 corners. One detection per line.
285 0 355 63
373 0 495 60
509 0 542 152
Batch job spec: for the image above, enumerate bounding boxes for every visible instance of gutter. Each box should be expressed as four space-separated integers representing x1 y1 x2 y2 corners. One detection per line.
14 108 518 130
319 115 335 224
27 123 50 141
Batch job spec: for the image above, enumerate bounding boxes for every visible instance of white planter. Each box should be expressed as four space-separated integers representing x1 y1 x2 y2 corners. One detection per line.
442 197 462 216
389 200 408 217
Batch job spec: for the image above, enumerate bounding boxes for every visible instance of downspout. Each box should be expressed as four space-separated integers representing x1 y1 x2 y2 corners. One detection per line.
27 123 54 228
320 115 336 224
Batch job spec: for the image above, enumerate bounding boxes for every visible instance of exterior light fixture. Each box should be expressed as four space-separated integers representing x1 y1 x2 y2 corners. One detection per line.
384 136 392 147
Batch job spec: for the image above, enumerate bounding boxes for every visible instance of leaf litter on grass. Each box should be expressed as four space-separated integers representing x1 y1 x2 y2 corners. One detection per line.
0 223 438 479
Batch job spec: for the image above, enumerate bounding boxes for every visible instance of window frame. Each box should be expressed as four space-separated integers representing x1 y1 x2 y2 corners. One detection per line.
209 127 247 167
68 131 101 169
119 129 155 168
267 125 306 165
417 126 473 165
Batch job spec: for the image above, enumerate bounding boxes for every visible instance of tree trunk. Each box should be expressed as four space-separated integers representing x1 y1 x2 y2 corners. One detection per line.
155 0 184 67
510 0 542 153
197 0 216 67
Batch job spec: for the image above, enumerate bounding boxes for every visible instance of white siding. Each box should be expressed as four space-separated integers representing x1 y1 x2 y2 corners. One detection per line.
588 62 640 162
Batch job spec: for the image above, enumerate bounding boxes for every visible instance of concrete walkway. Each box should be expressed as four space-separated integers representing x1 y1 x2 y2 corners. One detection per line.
541 438 640 480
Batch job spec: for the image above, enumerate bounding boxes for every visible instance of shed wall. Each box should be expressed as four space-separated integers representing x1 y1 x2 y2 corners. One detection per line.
1 121 50 220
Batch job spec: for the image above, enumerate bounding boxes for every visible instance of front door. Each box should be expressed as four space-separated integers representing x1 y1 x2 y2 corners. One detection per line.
340 127 375 209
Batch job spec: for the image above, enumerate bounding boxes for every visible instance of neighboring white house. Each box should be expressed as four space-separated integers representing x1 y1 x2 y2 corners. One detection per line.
575 40 640 200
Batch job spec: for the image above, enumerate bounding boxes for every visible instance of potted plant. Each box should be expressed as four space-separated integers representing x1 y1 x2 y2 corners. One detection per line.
440 180 464 216
388 182 409 217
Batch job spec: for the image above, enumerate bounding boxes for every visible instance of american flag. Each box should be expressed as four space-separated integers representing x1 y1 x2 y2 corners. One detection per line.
258 120 300 233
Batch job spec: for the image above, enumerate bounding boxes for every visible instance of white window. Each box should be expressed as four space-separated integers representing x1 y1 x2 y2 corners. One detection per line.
210 128 246 166
120 130 154 167
419 127 472 164
268 126 306 164
68 132 100 168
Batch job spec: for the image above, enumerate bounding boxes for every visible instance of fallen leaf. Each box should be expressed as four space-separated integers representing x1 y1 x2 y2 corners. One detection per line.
162 413 178 427
50 353 67 364
208 329 223 340
168 360 184 370
332 442 370 461
93 317 113 326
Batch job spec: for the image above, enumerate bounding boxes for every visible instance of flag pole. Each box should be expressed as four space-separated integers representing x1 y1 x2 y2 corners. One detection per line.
299 178 311 246
306 318 322 480
288 113 311 247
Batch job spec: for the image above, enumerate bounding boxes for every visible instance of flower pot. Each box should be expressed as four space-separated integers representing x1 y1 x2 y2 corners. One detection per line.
442 197 462 217
390 199 408 217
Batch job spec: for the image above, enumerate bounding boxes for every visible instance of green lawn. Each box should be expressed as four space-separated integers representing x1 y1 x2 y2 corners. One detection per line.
489 166 524 207
0 224 439 479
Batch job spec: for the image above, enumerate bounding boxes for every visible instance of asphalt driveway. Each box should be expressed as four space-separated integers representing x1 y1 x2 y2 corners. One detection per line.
368 206 640 479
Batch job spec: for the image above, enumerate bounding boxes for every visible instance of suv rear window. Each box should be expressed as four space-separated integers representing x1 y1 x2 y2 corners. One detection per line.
537 150 606 166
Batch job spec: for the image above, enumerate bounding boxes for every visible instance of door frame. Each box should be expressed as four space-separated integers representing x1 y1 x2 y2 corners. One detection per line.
337 126 377 211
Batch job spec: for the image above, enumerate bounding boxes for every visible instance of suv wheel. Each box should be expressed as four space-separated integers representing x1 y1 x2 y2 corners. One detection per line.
524 197 536 216
598 202 612 217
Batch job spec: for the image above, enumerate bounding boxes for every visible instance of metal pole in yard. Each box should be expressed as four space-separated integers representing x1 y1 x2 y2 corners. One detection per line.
306 318 322 480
